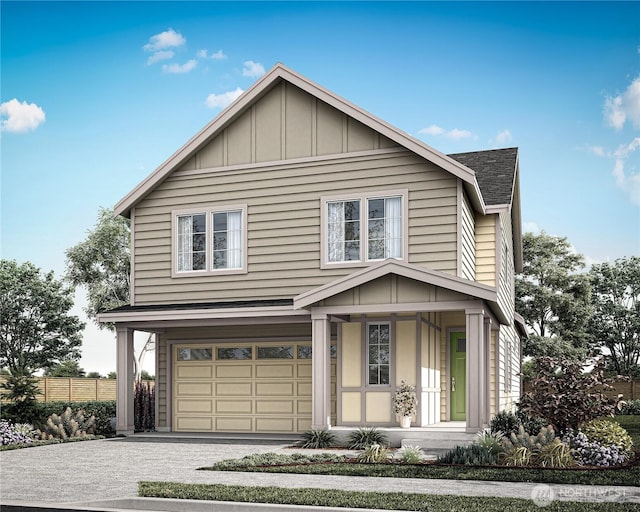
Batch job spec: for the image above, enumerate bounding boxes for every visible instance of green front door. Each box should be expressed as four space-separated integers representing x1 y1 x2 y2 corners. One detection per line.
449 332 466 421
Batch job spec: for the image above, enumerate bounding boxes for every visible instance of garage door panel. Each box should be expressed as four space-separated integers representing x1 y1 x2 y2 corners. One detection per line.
216 364 252 378
297 400 312 414
177 399 213 413
297 418 312 432
297 364 312 378
256 364 294 378
177 365 212 379
176 382 212 396
297 382 312 396
256 418 294 432
256 382 294 396
256 400 294 414
177 417 213 431
217 382 252 396
216 417 252 431
216 400 253 414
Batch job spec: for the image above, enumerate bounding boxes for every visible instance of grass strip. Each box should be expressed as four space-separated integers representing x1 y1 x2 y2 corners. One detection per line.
201 454 640 487
138 481 631 512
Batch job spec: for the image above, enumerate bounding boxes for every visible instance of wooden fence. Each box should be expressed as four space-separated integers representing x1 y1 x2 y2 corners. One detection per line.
0 377 154 402
522 379 639 400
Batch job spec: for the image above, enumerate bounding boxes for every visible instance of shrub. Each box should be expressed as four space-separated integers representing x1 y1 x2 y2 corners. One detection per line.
437 444 499 465
357 443 389 463
35 407 96 440
581 419 633 459
135 380 155 432
490 411 520 436
348 427 388 449
536 439 575 468
500 425 574 467
474 430 505 456
519 357 624 433
0 368 40 424
563 430 629 467
396 444 424 463
517 410 546 436
618 399 640 416
0 419 33 446
32 401 115 436
298 429 336 449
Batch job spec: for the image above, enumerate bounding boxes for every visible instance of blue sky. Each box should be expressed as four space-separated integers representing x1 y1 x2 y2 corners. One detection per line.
2 1 639 374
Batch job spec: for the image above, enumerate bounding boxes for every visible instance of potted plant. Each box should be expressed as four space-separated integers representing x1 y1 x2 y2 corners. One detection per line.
393 380 417 428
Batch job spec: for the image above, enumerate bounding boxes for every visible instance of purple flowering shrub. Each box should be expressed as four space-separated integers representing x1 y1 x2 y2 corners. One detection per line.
0 419 33 446
563 420 634 467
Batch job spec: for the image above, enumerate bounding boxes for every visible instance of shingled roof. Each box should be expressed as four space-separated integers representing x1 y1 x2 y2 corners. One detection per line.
449 147 519 206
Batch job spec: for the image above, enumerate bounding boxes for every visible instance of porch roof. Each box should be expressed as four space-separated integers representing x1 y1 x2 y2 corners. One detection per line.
294 259 507 323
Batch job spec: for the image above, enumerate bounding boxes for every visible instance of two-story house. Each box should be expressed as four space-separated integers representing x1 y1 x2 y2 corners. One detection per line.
99 64 525 436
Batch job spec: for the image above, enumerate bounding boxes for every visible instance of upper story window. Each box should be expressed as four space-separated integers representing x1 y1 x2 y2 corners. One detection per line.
322 190 407 268
172 205 247 277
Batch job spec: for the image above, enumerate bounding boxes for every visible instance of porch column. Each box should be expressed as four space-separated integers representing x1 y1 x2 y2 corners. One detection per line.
311 313 331 430
116 326 135 435
484 318 493 426
465 309 486 433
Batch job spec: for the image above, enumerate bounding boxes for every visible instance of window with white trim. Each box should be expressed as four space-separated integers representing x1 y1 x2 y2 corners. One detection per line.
173 205 246 275
324 192 405 265
212 210 243 270
367 323 390 385
177 213 206 272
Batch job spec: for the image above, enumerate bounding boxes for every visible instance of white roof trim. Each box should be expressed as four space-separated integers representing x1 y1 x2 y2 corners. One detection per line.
294 259 497 310
114 63 485 217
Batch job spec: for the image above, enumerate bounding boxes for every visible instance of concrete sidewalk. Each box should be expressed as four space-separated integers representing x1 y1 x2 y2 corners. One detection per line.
1 437 639 510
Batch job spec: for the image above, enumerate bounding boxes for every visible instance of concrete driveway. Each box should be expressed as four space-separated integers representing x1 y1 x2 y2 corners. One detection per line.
1 437 639 509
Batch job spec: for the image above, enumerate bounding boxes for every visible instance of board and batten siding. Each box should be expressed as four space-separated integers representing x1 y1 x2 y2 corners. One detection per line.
475 213 497 287
460 191 475 280
133 152 459 305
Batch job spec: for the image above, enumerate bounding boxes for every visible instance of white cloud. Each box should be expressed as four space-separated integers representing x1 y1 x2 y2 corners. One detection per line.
604 76 640 130
611 138 640 205
418 124 445 136
242 60 265 78
586 144 606 157
197 49 227 60
146 50 174 65
205 87 244 109
143 28 186 52
495 129 512 144
1 98 46 133
418 124 476 140
162 59 197 74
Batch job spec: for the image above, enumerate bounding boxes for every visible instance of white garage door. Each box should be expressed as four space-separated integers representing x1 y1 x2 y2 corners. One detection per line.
173 342 334 433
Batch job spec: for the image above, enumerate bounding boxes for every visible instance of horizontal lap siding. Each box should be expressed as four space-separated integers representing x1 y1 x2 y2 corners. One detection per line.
133 152 458 305
497 211 515 323
475 213 496 287
460 192 475 280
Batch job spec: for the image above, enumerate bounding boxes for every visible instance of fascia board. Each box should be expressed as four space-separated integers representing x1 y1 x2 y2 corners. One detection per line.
114 63 483 217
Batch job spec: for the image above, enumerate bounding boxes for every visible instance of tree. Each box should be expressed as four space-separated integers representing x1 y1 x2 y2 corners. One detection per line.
589 256 640 376
515 231 593 361
86 371 102 379
44 360 86 378
0 260 84 372
0 365 40 423
65 208 154 380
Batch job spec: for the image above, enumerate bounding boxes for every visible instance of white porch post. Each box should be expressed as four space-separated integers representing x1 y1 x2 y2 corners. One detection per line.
465 309 485 433
311 313 331 429
116 326 135 435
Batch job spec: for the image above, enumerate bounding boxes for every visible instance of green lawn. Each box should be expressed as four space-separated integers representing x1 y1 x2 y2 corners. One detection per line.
138 482 633 511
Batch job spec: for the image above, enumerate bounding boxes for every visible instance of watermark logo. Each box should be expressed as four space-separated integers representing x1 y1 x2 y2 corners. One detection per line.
531 484 554 507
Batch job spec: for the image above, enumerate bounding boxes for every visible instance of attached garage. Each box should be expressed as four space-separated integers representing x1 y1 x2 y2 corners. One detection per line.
173 342 335 433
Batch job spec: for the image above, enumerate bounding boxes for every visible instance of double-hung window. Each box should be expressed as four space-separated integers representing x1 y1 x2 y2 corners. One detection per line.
174 205 246 276
323 191 406 266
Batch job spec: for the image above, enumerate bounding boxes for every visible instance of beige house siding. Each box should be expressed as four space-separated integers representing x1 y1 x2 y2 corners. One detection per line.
497 211 515 323
132 150 458 305
460 191 476 280
497 323 520 412
475 213 496 287
180 81 399 171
